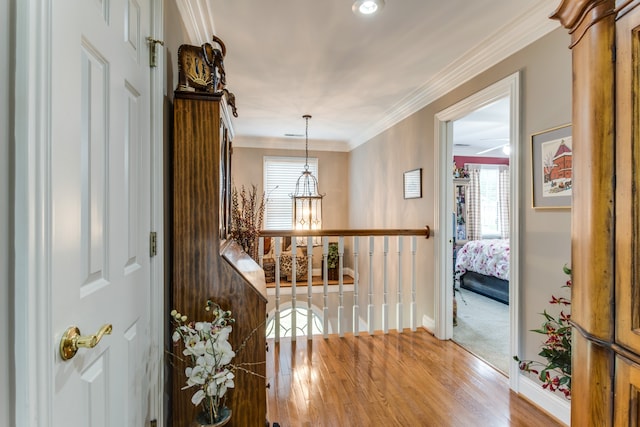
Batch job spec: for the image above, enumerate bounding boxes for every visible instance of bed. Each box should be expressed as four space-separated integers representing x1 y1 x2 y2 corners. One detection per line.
454 239 510 304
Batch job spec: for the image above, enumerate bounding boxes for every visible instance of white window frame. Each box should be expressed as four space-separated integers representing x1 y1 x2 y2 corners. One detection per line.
478 165 501 239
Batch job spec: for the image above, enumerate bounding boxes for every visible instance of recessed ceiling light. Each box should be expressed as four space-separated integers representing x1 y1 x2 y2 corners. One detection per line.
352 0 385 15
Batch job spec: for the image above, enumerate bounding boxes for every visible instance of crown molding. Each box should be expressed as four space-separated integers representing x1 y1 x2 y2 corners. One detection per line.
175 0 216 45
233 135 351 152
348 1 560 150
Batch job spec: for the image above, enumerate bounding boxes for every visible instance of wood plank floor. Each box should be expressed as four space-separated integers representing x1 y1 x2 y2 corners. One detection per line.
266 329 564 427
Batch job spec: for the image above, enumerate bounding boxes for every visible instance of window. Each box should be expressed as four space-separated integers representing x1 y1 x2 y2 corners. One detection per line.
264 156 319 230
265 306 326 338
479 166 500 238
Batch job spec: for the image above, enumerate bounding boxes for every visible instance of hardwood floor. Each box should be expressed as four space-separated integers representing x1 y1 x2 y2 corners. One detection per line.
266 329 564 427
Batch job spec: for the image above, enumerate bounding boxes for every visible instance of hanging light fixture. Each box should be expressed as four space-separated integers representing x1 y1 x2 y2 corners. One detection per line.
291 115 324 233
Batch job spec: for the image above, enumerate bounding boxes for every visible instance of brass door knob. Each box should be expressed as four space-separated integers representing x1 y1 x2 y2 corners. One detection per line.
59 324 112 361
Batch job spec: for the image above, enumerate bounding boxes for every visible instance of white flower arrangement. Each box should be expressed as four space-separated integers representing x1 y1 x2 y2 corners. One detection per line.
171 301 236 423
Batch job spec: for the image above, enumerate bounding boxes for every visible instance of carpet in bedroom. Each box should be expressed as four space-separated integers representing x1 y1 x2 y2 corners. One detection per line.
452 287 510 374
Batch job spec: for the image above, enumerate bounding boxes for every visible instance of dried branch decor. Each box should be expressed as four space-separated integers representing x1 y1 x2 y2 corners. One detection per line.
230 184 265 261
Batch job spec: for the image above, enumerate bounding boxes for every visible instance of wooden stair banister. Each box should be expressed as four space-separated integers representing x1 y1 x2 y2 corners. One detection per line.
260 226 431 238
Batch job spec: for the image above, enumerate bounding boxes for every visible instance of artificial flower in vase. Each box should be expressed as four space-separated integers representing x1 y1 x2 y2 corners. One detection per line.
514 265 572 398
171 301 236 426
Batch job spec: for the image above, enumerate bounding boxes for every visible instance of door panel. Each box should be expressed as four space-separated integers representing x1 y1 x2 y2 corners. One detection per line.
80 354 109 427
614 354 640 426
51 0 152 425
616 1 640 354
80 40 109 295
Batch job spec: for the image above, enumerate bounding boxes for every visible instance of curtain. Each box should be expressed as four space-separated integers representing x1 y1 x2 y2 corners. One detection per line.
466 166 482 241
497 165 510 239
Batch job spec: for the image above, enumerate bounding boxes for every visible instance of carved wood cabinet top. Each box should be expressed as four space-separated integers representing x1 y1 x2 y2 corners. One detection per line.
551 0 615 30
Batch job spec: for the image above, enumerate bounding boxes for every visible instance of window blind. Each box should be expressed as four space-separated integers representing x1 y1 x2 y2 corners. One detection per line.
264 156 319 230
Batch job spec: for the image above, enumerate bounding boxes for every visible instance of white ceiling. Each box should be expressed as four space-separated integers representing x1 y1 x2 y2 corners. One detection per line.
175 0 559 152
453 96 510 158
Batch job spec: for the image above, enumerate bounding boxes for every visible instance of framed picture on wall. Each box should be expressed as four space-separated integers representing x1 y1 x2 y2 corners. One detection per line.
531 124 572 209
403 168 422 199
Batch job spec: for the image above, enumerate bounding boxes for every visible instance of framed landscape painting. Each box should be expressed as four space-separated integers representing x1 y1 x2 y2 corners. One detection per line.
531 124 572 209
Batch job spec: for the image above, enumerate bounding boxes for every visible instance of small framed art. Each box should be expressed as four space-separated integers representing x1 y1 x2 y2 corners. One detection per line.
531 124 572 209
403 168 422 199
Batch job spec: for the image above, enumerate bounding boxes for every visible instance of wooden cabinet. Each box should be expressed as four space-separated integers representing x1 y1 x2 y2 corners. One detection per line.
170 91 268 426
552 0 640 425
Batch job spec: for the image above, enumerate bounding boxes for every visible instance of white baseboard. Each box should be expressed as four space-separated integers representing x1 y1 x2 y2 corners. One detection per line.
517 374 571 426
422 315 435 334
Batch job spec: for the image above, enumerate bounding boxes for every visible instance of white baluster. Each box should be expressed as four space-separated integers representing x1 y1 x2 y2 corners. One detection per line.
368 236 374 335
322 237 329 339
338 236 345 337
274 237 282 343
382 236 389 334
307 237 313 340
353 236 360 337
291 238 297 342
397 236 403 333
411 236 417 332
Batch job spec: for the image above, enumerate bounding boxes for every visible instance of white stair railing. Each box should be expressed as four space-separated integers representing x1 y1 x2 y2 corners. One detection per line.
382 236 389 334
338 236 345 337
259 227 430 340
306 237 313 339
397 236 404 333
274 237 282 343
368 236 375 335
411 236 417 332
322 237 330 339
353 236 360 337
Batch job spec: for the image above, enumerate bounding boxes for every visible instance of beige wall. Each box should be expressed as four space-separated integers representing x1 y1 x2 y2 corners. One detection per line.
163 0 189 99
350 27 572 362
2 0 12 425
231 147 350 230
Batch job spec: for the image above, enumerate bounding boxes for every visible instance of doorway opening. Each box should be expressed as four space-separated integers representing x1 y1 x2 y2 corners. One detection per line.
451 97 511 374
434 72 521 390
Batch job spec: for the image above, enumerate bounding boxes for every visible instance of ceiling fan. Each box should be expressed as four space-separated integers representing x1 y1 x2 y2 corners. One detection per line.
476 143 510 156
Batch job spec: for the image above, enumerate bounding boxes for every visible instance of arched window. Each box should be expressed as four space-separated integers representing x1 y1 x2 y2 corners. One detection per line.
265 304 328 338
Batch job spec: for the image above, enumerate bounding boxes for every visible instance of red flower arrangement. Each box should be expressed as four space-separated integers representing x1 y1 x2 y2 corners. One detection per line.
514 265 572 398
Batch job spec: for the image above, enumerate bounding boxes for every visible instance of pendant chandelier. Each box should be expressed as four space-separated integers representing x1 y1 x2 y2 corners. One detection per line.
291 115 324 232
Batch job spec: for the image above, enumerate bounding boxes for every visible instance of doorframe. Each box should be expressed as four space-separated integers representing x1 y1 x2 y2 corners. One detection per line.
149 0 166 423
433 71 521 391
13 1 166 425
14 1 54 425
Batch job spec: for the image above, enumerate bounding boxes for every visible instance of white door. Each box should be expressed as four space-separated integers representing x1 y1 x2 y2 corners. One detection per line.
50 0 153 425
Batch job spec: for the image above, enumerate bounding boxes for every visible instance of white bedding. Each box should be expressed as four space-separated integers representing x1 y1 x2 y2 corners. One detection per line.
455 239 510 281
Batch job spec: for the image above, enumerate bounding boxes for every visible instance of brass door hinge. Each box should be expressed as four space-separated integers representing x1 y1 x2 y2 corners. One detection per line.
146 37 164 68
149 231 157 257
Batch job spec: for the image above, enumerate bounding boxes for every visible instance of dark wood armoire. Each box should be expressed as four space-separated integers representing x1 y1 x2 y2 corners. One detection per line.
170 91 268 426
552 1 640 425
